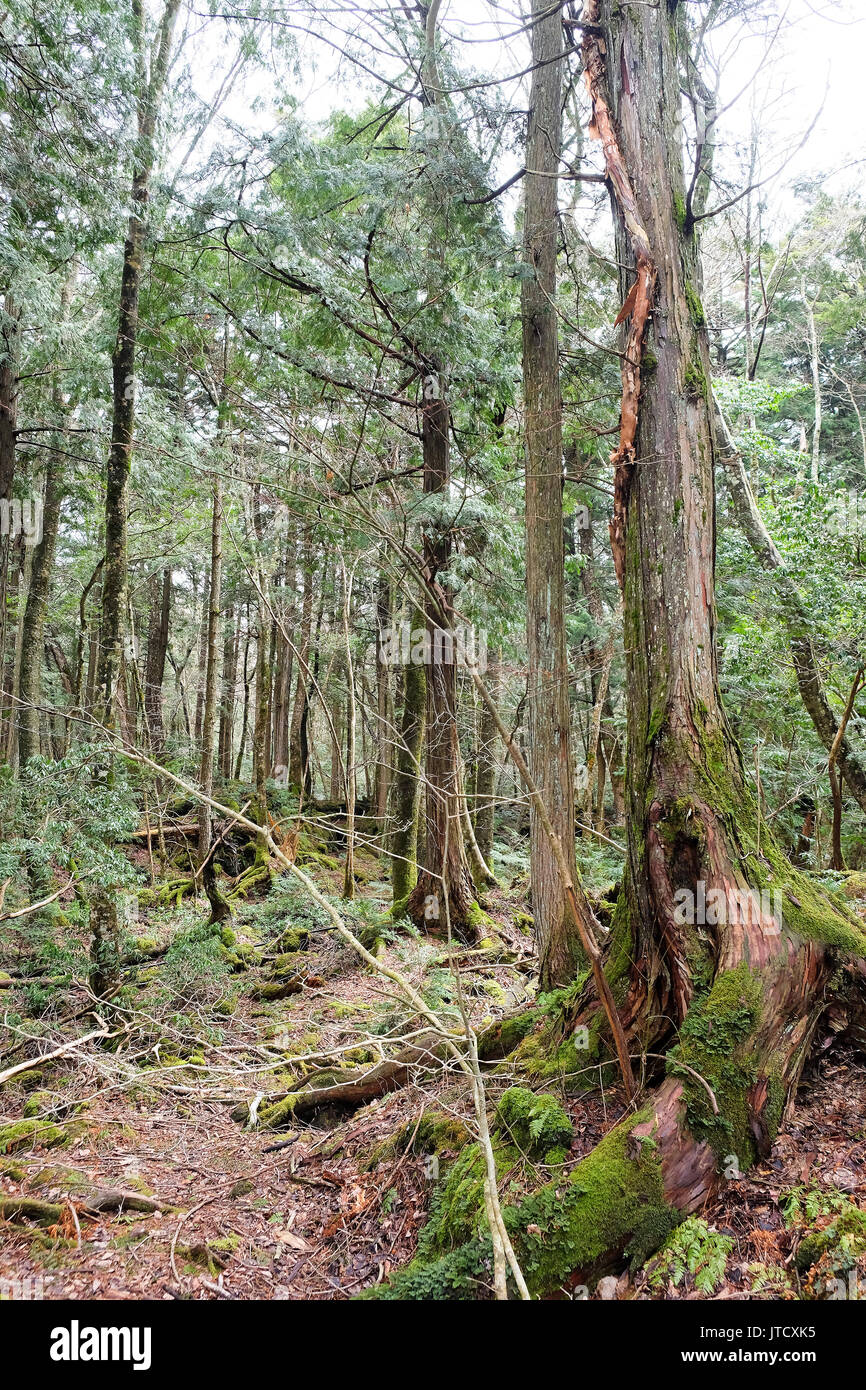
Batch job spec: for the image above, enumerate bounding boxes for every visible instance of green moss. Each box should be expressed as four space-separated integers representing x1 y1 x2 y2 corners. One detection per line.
641 349 658 372
373 1107 677 1299
0 1119 68 1154
364 1111 471 1169
275 927 310 953
673 191 687 231
684 281 706 328
478 1009 539 1061
250 979 302 1001
22 1091 55 1119
684 360 707 400
494 1087 572 1158
417 1142 496 1257
795 1204 866 1273
210 1234 240 1254
668 963 763 1163
133 937 161 958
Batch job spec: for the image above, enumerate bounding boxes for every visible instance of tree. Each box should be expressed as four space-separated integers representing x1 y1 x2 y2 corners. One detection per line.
96 0 180 728
520 0 586 987
404 3 478 940
566 0 865 1233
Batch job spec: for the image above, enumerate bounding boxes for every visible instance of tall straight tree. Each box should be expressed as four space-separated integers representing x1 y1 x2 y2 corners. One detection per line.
90 0 180 999
405 0 477 940
521 0 583 985
18 260 78 767
96 0 180 727
558 0 866 1234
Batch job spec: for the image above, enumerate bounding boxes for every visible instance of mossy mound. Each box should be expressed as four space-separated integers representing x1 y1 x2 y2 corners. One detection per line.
273 927 310 954
795 1203 866 1275
369 1106 678 1300
494 1087 573 1158
22 1091 58 1119
0 1119 70 1154
363 1110 470 1170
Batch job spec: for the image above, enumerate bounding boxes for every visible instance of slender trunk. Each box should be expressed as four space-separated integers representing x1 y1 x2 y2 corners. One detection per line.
802 276 822 486
391 628 426 906
143 568 171 753
252 598 270 829
0 293 20 756
193 567 209 743
329 654 345 802
18 462 62 767
198 476 223 860
289 533 313 790
521 0 583 984
473 648 500 864
18 264 77 767
235 621 253 780
218 605 238 779
342 562 356 899
374 571 392 835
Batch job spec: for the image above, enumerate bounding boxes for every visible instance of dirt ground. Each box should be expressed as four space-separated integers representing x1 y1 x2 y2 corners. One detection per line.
2 848 866 1301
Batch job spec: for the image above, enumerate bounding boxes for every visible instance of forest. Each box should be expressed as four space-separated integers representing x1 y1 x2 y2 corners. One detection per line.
1 0 866 1325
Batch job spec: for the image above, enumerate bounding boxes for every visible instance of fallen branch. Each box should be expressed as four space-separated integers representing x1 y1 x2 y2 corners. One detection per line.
0 1018 120 1088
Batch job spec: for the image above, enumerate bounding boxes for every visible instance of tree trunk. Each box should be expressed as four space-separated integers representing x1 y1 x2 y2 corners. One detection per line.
218 604 239 780
521 0 583 985
390 646 426 907
341 562 356 899
143 568 171 753
473 647 500 865
18 264 77 768
802 276 822 486
568 0 866 1254
97 0 180 729
374 571 392 836
0 293 20 757
289 532 313 792
198 475 224 864
404 383 477 940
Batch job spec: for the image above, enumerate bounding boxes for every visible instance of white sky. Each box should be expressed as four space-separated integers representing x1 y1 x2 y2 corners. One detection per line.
181 0 866 225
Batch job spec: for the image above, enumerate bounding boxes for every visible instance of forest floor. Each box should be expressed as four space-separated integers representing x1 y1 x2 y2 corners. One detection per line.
2 820 866 1301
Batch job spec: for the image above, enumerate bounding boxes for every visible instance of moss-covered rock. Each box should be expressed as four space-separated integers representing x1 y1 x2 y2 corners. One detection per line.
364 1110 470 1169
251 978 303 1001
795 1204 866 1273
0 1119 69 1154
22 1091 56 1119
274 927 310 953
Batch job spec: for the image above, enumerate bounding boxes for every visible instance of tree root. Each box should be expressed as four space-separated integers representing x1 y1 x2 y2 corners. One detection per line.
0 1197 67 1225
